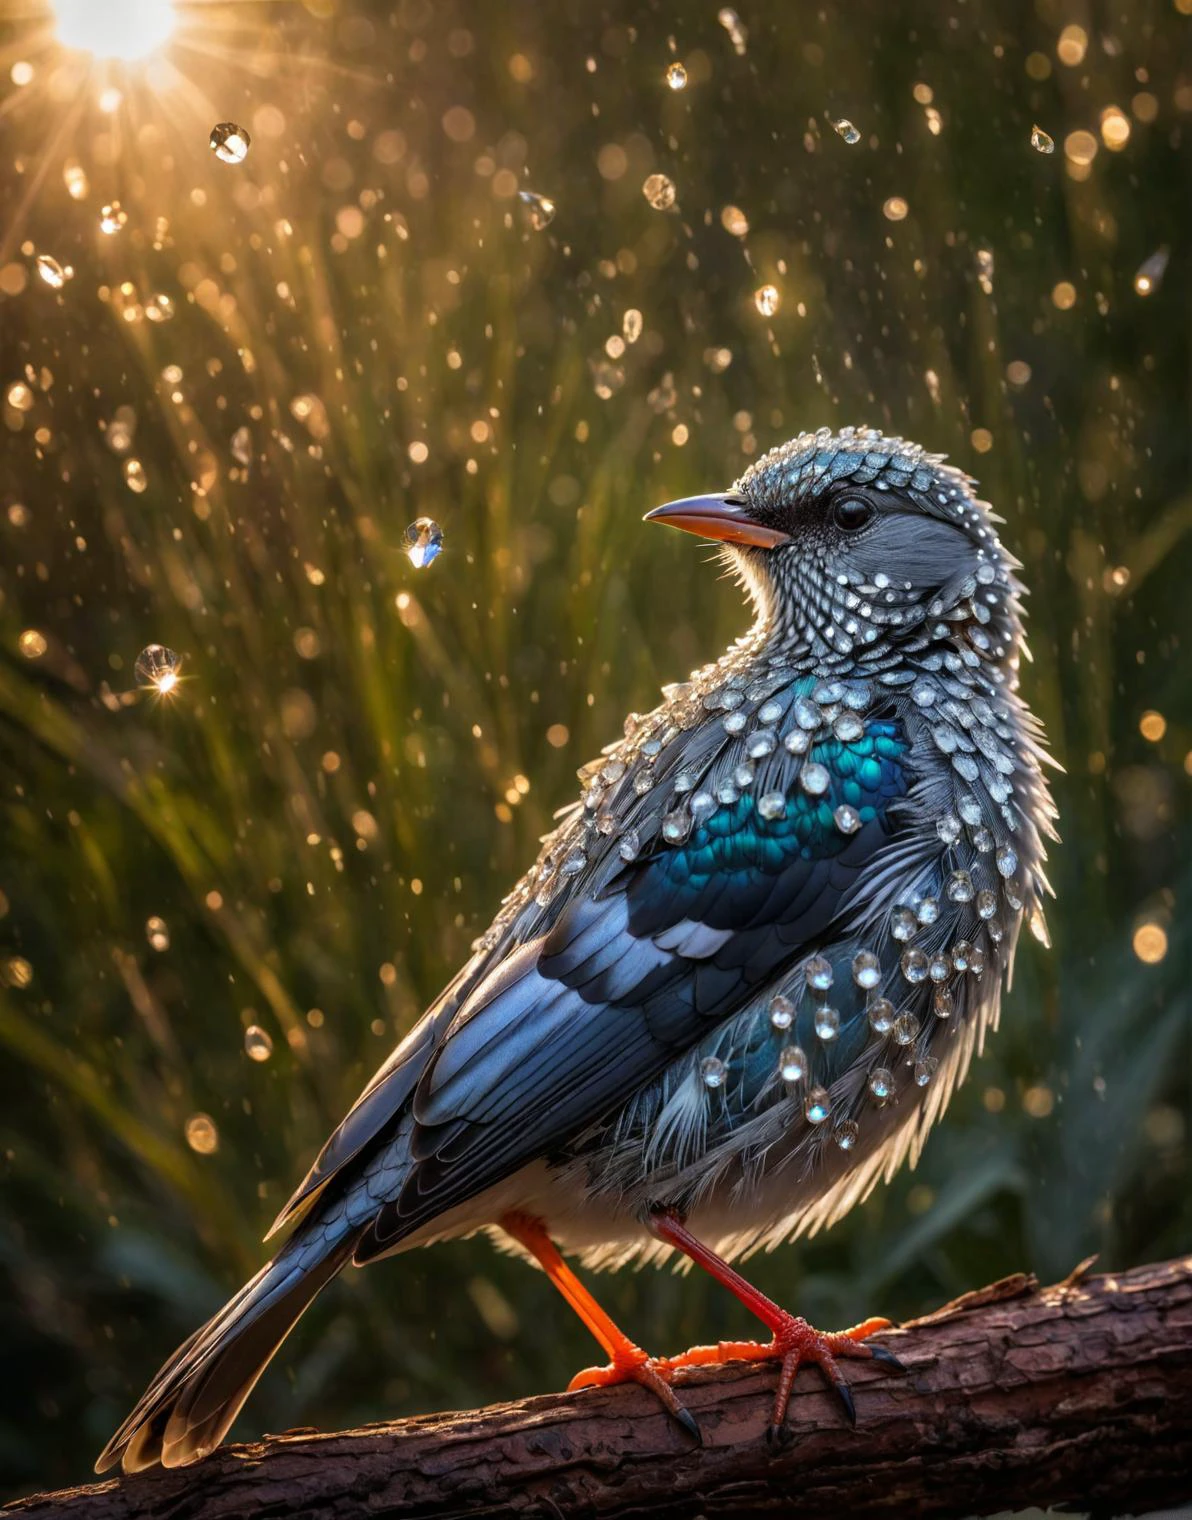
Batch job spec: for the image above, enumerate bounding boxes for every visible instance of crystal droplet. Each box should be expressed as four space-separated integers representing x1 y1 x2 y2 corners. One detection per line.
914 1056 939 1087
868 998 895 1035
804 1086 831 1124
891 907 917 942
244 1025 273 1061
185 1113 219 1154
834 803 862 834
665 61 687 90
700 1055 726 1089
852 950 881 990
800 762 830 796
769 994 795 1031
900 949 929 985
642 173 676 210
134 644 181 693
36 254 67 289
805 955 834 993
757 790 786 821
662 810 692 844
517 189 556 230
832 118 861 144
835 1119 860 1150
618 827 641 862
933 987 955 1019
779 1044 808 1082
946 869 974 903
210 121 251 164
404 517 444 568
814 1005 840 1041
754 283 780 317
1030 124 1055 154
868 1066 894 1101
893 1012 920 1046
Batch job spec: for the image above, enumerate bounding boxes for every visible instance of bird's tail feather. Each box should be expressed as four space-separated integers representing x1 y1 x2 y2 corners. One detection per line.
95 1228 359 1473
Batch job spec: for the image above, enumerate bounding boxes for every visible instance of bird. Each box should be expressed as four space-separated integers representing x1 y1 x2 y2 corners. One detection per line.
97 425 1057 1472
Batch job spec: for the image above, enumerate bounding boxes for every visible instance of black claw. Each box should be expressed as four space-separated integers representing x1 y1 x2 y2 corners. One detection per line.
833 1380 857 1427
674 1404 703 1444
765 1420 795 1451
866 1344 908 1374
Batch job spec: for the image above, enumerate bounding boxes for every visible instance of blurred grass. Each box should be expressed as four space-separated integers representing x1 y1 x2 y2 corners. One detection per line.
0 0 1188 1496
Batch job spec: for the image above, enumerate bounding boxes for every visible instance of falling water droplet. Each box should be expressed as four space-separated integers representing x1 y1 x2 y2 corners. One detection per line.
145 915 170 951
63 160 89 200
1133 248 1169 296
123 457 147 493
209 121 251 164
185 1113 219 1154
665 61 687 90
975 248 994 295
720 204 749 237
717 7 748 54
135 644 181 693
404 517 444 568
244 1025 274 1062
517 189 556 230
832 118 861 144
100 201 127 235
231 425 253 467
754 283 780 317
642 173 677 210
623 308 643 343
36 254 67 289
1030 124 1055 154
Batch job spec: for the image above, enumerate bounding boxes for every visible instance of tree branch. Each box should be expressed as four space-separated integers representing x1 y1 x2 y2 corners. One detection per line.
10 1255 1192 1520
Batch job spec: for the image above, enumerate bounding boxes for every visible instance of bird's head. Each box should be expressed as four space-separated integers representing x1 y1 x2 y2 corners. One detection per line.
647 426 1024 672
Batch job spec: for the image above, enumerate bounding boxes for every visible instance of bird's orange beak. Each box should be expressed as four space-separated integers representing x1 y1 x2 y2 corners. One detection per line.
644 493 790 549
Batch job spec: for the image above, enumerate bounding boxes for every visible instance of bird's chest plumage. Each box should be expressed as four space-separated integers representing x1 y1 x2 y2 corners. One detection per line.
543 645 1051 1263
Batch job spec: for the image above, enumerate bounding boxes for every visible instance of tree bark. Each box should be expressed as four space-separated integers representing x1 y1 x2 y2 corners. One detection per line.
9 1255 1192 1520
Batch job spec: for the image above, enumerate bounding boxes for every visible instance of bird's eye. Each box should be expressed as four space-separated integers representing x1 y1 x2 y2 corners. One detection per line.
833 497 875 532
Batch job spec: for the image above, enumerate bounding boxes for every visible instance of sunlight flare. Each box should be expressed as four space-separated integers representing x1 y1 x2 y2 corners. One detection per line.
53 0 177 61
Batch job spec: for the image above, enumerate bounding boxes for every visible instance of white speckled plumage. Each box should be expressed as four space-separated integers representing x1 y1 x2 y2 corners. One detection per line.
98 427 1057 1472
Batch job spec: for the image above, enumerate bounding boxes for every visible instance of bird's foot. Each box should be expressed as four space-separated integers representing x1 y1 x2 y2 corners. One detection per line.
569 1345 701 1441
655 1314 902 1441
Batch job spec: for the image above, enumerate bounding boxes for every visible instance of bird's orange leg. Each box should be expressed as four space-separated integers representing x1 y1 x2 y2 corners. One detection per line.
499 1211 699 1438
647 1209 904 1441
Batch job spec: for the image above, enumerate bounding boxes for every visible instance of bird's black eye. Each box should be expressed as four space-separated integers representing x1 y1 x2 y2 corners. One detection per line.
832 497 875 532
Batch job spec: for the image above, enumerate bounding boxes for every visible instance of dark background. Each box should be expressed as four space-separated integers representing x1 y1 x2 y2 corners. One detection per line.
0 0 1188 1496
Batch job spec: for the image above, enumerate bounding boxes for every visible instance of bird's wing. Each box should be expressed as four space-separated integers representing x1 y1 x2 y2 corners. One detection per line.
265 957 484 1237
355 713 912 1258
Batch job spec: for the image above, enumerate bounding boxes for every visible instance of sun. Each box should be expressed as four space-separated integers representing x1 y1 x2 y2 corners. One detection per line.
52 0 178 61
